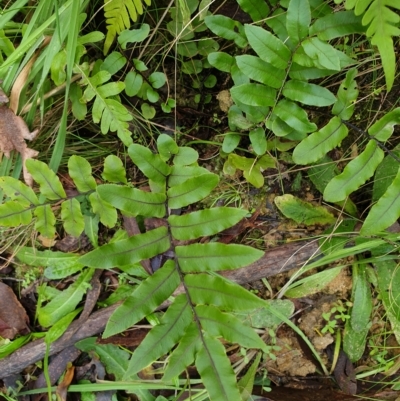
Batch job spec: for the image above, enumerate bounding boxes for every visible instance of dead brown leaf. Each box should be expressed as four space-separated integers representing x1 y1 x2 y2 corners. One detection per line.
0 282 30 339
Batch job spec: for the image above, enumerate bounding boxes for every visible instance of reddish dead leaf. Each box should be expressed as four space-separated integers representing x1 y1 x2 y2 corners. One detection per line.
0 282 30 339
56 363 75 401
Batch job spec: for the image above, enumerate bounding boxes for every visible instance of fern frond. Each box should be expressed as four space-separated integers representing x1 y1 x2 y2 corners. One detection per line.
104 0 151 55
345 0 400 91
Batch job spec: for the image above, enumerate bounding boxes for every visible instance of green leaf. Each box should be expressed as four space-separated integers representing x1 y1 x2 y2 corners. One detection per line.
0 176 38 206
238 353 261 400
163 322 201 381
208 52 235 72
301 37 341 70
157 134 179 161
274 194 335 225
196 305 267 352
332 68 359 120
168 165 211 186
34 205 56 238
16 247 83 279
46 309 82 344
38 268 94 327
118 24 150 49
104 260 180 337
125 71 143 97
343 318 369 362
235 55 285 89
283 80 336 106
285 266 344 297
128 144 171 184
374 259 400 343
205 15 247 48
196 333 241 401
292 117 348 164
351 264 372 332
169 207 248 240
231 83 276 107
244 24 291 69
76 338 129 380
89 191 118 227
372 150 400 202
26 159 66 200
222 133 241 153
237 0 269 21
102 155 128 184
177 243 263 272
79 226 170 269
249 127 267 155
361 167 400 235
101 51 127 75
368 108 400 142
273 99 317 134
186 274 267 311
168 174 219 209
0 201 32 226
286 0 311 44
149 71 166 89
97 184 166 218
310 10 365 40
173 147 199 166
324 140 384 202
123 294 192 379
61 198 85 238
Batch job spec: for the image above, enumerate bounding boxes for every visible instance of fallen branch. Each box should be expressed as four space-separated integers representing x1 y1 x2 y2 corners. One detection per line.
0 240 320 378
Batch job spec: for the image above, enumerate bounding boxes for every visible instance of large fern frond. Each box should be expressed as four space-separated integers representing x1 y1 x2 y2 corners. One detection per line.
345 0 400 91
103 0 151 55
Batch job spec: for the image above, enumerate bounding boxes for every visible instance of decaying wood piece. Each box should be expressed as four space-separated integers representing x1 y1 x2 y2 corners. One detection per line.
0 240 320 379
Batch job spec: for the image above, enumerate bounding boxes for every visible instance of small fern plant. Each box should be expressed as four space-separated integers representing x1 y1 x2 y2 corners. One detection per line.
0 134 294 399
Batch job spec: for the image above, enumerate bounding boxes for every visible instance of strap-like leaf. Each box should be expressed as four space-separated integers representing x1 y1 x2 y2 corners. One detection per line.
79 226 170 269
235 55 285 89
104 260 180 337
61 198 85 237
168 174 219 209
68 155 97 192
0 177 38 206
186 274 266 310
310 11 365 40
351 265 372 333
168 207 248 240
89 191 118 227
0 201 32 226
163 322 201 381
283 80 336 107
38 268 94 327
16 247 83 279
196 304 268 351
168 165 211 186
361 167 400 235
176 243 263 272
231 83 276 107
97 184 166 217
123 294 192 379
34 205 56 239
244 24 290 69
368 108 400 141
324 140 384 202
286 0 311 44
205 15 247 48
301 37 340 70
195 333 242 401
26 159 66 200
293 117 348 164
273 99 317 134
128 144 171 183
